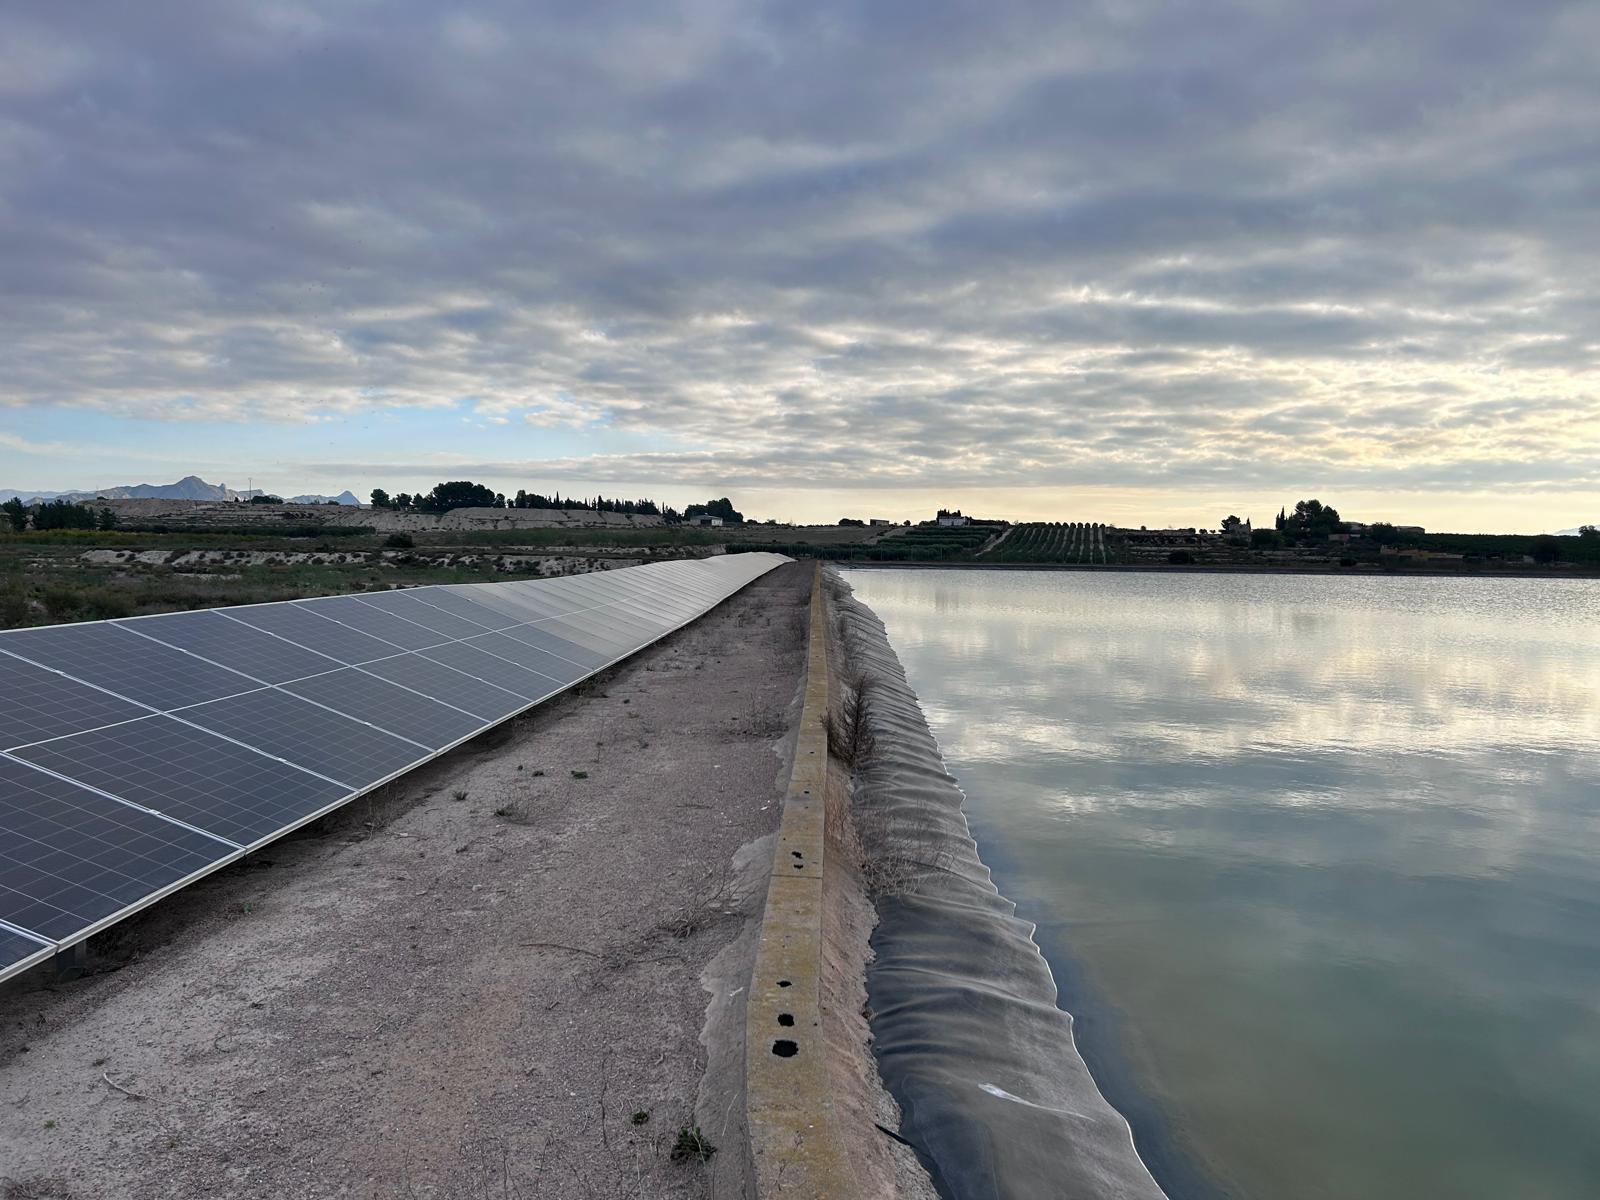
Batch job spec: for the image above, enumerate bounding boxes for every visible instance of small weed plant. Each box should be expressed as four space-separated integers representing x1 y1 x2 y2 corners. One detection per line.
670 1126 716 1164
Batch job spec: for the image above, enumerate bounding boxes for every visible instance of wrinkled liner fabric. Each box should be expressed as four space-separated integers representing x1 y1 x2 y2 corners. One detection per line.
835 579 1167 1200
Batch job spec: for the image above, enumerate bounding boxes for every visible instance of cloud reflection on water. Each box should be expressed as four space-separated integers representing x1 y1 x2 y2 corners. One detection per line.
847 568 1600 1200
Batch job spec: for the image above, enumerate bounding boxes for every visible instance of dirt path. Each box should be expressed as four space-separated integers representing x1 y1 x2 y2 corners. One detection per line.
0 562 814 1200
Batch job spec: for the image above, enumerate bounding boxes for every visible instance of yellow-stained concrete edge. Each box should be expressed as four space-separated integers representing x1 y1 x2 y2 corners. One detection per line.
745 563 858 1197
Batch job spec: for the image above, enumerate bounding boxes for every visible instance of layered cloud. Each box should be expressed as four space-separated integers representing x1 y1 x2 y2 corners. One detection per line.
2 0 1598 501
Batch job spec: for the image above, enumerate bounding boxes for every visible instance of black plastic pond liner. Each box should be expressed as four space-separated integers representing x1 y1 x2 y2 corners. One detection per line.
836 580 1168 1200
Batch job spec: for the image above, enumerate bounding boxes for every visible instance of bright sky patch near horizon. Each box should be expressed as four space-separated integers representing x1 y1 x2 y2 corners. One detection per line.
1 1 1597 531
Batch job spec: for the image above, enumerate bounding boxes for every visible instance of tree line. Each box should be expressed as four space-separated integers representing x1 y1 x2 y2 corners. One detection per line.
368 481 746 524
2 498 118 532
370 481 671 517
1249 499 1600 564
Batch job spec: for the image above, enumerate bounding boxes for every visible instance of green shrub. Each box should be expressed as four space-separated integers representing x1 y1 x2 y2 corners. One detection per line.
77 587 135 621
0 586 29 627
40 585 83 621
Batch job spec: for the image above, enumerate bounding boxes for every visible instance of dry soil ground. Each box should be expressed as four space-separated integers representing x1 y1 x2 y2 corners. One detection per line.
0 561 814 1200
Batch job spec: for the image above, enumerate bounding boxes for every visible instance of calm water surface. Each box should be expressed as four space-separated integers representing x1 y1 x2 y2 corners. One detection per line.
844 568 1600 1200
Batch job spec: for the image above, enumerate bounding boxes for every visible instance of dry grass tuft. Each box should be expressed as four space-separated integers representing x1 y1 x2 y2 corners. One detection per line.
826 674 877 768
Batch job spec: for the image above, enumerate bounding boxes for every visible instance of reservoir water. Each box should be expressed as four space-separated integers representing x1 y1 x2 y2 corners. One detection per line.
843 568 1600 1200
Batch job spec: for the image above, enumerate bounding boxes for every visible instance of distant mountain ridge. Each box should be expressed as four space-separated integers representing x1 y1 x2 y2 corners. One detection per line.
287 491 362 506
0 475 360 506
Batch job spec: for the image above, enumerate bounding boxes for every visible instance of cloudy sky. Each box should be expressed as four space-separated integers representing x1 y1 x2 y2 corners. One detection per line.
2 0 1597 528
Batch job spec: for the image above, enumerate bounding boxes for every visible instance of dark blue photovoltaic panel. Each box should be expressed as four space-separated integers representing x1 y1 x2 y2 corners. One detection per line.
406 588 521 631
0 656 150 751
537 614 635 657
0 623 258 710
120 610 338 684
358 655 528 722
461 584 577 624
416 642 562 700
220 604 399 664
355 590 493 640
0 924 51 973
495 623 608 670
282 669 487 750
12 716 349 846
182 689 428 789
465 632 587 685
294 595 446 651
0 757 231 941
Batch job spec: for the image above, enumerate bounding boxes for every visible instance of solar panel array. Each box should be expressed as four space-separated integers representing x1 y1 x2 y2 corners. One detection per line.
0 553 785 982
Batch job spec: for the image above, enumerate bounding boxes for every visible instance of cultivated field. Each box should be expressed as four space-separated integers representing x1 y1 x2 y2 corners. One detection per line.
984 522 1113 564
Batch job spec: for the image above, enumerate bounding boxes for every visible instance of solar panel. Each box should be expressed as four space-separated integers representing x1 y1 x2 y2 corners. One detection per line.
353 590 493 640
445 587 538 625
0 923 51 976
221 604 399 664
281 668 489 750
536 613 637 657
462 632 588 684
357 653 529 721
182 689 428 790
121 609 339 684
0 656 151 752
294 595 447 651
0 756 232 941
404 588 522 632
415 642 564 700
0 553 787 977
13 715 351 846
0 623 259 710
532 573 612 608
494 623 609 670
464 584 580 624
604 587 698 625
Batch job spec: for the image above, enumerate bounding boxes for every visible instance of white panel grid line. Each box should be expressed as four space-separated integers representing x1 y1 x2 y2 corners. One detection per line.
0 750 246 851
0 648 167 753
157 712 359 791
341 663 510 723
423 587 652 634
291 595 459 653
208 608 504 723
113 623 438 753
425 641 569 689
0 651 361 793
362 591 514 636
210 606 398 665
479 627 598 673
215 608 370 661
0 628 262 711
5 814 210 931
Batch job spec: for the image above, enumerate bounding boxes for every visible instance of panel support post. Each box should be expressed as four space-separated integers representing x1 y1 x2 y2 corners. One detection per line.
53 941 88 980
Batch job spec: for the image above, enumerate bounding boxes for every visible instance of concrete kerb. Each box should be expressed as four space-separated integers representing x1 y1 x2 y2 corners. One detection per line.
744 563 857 1197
